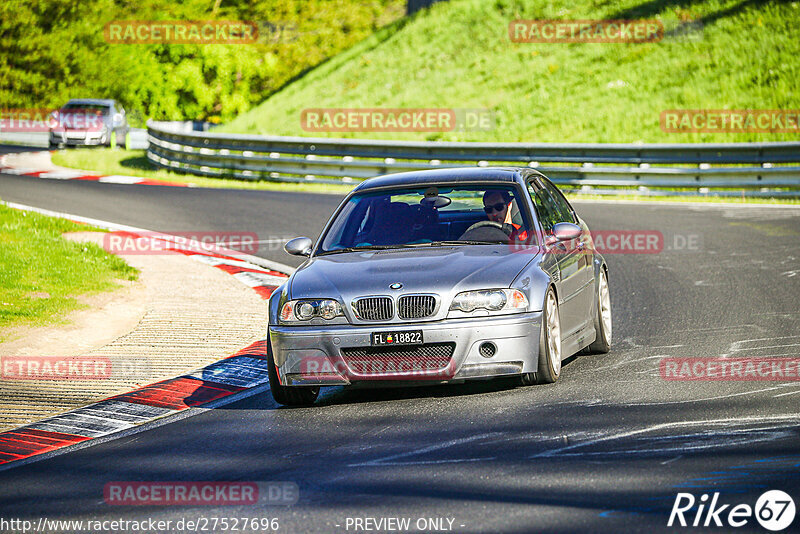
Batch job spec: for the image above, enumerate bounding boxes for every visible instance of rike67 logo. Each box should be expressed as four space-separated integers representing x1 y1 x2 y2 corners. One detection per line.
668 490 795 531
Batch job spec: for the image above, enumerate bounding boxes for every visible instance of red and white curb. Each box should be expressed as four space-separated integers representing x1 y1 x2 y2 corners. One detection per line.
0 203 294 471
0 152 191 187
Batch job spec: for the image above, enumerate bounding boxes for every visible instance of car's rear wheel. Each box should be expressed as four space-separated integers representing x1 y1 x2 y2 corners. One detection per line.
266 334 319 406
536 287 561 384
587 269 612 354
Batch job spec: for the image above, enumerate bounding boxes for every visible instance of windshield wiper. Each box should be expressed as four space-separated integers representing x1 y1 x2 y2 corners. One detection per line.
428 240 503 246
317 244 419 255
318 241 501 255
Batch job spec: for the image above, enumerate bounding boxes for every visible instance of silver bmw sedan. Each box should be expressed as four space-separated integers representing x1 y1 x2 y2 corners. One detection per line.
267 167 611 406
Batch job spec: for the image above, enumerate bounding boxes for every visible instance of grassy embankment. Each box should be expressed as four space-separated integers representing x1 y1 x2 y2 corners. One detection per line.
220 0 799 143
53 0 799 202
0 204 138 339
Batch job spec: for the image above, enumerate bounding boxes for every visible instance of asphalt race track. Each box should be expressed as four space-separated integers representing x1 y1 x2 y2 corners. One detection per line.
2 146 800 532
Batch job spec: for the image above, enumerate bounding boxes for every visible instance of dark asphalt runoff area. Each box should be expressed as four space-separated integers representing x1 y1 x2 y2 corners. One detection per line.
1 146 800 533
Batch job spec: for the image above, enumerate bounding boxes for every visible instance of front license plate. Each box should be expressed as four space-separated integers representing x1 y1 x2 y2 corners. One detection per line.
371 330 423 347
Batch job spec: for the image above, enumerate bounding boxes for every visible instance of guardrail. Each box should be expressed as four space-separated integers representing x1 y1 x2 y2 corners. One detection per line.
146 122 800 197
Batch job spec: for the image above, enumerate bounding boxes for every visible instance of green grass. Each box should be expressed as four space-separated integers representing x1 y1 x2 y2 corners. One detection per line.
219 0 800 143
0 204 138 338
51 148 356 194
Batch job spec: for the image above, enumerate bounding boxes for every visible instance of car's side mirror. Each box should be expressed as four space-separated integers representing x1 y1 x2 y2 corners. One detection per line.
284 237 313 257
113 113 123 126
552 222 582 242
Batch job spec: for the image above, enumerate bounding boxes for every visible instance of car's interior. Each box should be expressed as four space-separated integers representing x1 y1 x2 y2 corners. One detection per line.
325 187 532 251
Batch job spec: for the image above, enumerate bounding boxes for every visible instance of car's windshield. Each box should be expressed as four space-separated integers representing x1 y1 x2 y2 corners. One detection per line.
318 183 535 254
62 103 111 114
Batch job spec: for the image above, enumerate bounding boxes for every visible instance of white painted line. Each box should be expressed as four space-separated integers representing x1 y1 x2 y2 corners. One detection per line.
349 432 501 467
98 175 145 184
2 201 148 232
190 254 288 274
2 168 41 175
772 389 800 398
232 271 288 288
591 354 669 372
731 343 800 351
38 170 90 180
733 335 800 347
619 386 787 406
530 414 800 459
552 427 793 457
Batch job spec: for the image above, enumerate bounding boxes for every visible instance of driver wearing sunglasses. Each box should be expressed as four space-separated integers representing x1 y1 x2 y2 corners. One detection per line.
483 190 513 225
482 190 529 242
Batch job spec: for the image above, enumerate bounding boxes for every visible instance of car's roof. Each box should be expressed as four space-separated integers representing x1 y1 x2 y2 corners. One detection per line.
353 167 530 192
64 99 116 106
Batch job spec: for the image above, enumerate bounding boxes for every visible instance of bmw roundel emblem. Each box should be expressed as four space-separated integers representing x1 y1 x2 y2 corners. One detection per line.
389 283 403 290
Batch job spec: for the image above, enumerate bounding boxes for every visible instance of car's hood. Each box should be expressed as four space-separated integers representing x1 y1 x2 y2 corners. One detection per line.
289 246 540 301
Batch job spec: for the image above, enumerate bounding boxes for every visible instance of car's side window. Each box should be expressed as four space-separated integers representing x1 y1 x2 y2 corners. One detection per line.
527 180 559 233
544 180 576 223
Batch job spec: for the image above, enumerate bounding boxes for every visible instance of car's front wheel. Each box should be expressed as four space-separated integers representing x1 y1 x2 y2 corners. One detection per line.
536 287 561 384
587 269 612 354
266 335 319 406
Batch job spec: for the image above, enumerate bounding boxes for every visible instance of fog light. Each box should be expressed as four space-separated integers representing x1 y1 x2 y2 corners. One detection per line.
479 342 496 359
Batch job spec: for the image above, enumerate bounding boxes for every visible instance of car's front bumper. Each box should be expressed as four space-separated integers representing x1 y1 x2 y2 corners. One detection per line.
50 131 106 146
268 312 542 387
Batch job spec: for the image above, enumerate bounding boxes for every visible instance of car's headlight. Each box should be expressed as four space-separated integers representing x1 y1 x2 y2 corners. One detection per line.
280 299 344 323
449 289 528 314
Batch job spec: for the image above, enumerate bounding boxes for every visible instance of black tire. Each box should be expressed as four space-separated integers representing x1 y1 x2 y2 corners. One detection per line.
518 372 537 386
587 269 612 354
266 335 319 406
536 287 561 384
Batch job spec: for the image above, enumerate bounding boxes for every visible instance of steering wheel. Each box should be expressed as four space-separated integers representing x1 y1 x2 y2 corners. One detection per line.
464 221 512 235
458 220 513 242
